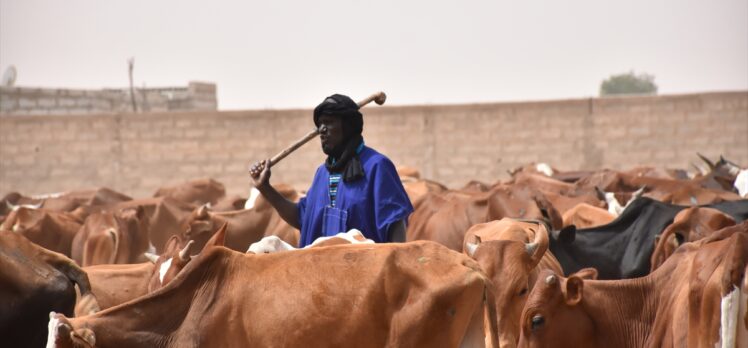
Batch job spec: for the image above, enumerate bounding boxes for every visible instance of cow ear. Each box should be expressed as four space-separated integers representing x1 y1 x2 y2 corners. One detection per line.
564 276 584 306
555 225 576 244
206 222 228 248
573 268 598 280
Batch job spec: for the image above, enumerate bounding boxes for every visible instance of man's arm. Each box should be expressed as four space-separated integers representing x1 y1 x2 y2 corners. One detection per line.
249 159 300 229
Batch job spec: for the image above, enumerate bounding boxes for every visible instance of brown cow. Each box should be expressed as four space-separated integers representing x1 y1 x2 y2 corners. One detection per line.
408 183 562 251
182 184 300 251
0 207 82 256
518 223 748 348
109 196 196 253
153 177 226 206
0 231 99 348
650 206 736 271
49 241 498 348
74 225 227 316
463 219 563 348
561 202 615 228
401 177 448 209
71 206 150 266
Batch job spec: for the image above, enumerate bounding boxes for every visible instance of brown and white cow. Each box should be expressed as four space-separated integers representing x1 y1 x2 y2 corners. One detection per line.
649 206 736 271
70 206 150 266
0 231 99 348
49 241 498 348
246 229 373 254
74 224 227 316
518 223 748 348
0 207 83 256
463 219 563 348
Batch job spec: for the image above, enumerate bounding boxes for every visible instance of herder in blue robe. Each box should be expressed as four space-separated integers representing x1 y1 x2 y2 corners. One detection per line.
249 94 413 247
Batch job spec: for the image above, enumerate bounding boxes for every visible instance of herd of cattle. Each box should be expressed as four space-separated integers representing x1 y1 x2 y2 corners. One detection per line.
2 154 748 347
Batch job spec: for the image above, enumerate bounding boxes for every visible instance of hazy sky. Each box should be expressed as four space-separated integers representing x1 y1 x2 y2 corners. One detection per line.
1 0 746 110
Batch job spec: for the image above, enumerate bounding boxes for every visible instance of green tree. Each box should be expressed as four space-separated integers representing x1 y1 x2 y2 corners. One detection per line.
599 71 658 96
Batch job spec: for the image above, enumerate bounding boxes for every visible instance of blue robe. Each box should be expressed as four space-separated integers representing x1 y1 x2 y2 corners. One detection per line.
297 146 413 247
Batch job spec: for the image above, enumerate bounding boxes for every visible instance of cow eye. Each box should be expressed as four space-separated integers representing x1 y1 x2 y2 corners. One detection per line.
531 315 545 330
518 288 528 296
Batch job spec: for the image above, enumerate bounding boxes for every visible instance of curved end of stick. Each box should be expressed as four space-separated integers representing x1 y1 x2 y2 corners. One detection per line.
374 91 387 105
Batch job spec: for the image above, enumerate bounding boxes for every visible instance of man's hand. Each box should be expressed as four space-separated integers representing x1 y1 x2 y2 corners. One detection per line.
249 159 271 189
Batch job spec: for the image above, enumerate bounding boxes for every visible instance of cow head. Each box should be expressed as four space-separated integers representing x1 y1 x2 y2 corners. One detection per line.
465 222 549 348
0 206 45 234
518 270 595 348
650 207 736 271
181 204 216 248
147 222 226 292
47 312 95 348
147 236 195 292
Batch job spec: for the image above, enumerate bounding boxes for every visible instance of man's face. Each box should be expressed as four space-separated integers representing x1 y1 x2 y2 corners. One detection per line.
318 114 345 156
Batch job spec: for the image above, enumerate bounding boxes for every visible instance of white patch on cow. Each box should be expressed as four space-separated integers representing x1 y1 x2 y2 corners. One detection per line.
307 229 374 247
244 188 261 210
5 201 42 212
247 236 296 254
159 258 173 284
735 169 748 198
146 242 156 255
738 286 748 348
46 312 60 348
603 192 624 216
31 191 66 200
12 222 21 233
535 163 554 177
719 286 740 348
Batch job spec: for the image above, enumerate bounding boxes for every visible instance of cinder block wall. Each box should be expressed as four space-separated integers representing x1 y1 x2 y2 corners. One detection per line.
0 81 217 115
1 91 746 198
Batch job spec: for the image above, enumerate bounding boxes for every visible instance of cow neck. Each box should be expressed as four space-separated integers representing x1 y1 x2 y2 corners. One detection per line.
578 276 658 347
66 248 231 347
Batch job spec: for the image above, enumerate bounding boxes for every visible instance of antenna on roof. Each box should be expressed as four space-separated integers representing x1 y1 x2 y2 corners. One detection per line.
2 65 17 87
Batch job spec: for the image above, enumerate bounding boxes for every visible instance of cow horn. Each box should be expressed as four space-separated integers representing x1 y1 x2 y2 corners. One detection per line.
144 252 159 263
690 162 708 176
697 152 715 170
197 204 209 219
526 243 539 257
545 275 557 285
526 223 549 268
179 240 195 262
466 242 479 257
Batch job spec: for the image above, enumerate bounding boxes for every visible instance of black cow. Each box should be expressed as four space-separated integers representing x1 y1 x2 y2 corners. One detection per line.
550 197 748 279
0 231 99 348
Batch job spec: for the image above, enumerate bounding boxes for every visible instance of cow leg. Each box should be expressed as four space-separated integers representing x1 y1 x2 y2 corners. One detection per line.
460 298 486 348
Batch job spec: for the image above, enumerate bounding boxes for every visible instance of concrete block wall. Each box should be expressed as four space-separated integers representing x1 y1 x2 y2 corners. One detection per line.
0 81 217 115
1 91 746 198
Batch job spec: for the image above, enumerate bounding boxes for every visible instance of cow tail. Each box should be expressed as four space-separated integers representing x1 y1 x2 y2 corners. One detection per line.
108 228 120 264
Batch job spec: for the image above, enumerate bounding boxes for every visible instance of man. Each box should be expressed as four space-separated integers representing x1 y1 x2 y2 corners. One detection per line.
249 94 413 246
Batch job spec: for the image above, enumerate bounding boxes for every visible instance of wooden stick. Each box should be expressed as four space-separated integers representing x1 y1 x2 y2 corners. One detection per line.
264 91 386 168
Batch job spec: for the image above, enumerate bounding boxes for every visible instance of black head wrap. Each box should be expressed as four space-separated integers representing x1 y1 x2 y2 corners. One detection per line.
313 94 363 136
313 94 365 182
